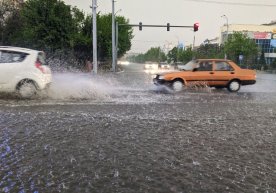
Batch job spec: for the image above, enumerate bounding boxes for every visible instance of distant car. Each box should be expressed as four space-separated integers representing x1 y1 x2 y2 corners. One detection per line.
0 46 52 98
144 61 158 70
118 60 130 66
175 62 186 70
158 62 170 70
153 59 256 92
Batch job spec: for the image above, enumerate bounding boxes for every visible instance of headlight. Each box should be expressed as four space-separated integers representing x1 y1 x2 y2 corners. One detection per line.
158 75 165 79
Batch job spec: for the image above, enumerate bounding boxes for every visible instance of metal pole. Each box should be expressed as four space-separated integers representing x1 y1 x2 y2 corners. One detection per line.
92 0 98 74
112 0 116 72
222 14 228 59
193 32 195 50
226 16 229 41
116 21 118 68
221 15 229 42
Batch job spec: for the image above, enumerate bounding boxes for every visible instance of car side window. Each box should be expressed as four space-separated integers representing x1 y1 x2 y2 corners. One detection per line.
215 62 234 71
196 61 212 71
0 51 27 63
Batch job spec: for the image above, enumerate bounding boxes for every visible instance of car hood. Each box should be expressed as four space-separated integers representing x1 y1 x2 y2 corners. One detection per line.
157 70 180 75
157 70 189 76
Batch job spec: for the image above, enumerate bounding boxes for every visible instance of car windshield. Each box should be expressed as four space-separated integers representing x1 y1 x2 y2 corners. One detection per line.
180 60 198 71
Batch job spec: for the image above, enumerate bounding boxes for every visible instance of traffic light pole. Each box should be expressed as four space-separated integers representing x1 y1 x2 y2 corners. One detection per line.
119 24 194 29
115 23 199 69
112 0 116 72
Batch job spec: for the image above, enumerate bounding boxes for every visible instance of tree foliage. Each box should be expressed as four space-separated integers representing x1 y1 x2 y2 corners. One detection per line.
1 0 134 62
0 0 20 44
195 44 224 59
224 32 258 65
167 47 195 63
129 47 166 63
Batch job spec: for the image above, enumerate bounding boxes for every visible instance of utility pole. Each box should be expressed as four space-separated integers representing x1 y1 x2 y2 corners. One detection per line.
92 0 98 74
116 21 119 67
112 0 116 72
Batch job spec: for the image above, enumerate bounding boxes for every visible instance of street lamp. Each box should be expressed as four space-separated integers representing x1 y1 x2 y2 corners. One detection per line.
221 14 229 43
221 14 229 59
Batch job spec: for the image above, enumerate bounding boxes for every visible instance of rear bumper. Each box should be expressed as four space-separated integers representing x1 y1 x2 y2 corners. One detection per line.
35 74 52 90
241 80 256 85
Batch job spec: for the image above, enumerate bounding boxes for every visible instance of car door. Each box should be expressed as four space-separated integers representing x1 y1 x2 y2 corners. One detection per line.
212 61 236 86
0 51 13 85
0 51 26 89
185 61 214 86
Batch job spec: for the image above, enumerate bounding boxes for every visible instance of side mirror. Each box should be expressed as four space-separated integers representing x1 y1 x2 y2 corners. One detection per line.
193 68 198 72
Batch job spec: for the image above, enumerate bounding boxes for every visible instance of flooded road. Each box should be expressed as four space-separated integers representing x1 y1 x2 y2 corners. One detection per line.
0 64 276 193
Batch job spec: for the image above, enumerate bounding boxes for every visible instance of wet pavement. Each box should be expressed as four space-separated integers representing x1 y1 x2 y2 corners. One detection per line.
0 64 276 193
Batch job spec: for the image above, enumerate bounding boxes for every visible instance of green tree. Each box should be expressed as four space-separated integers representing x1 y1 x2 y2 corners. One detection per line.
19 0 76 50
2 0 133 63
144 47 166 62
195 43 224 59
167 47 178 63
80 13 133 61
178 47 194 63
224 32 258 67
2 8 23 45
0 0 19 45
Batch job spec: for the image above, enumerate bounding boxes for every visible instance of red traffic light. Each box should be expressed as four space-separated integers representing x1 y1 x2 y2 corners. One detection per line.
194 22 199 32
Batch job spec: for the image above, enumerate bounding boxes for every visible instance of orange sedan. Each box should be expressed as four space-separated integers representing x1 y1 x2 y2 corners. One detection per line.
153 59 256 92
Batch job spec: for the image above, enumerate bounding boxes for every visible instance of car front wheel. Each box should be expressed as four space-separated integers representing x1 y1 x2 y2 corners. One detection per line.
227 80 240 92
172 80 184 92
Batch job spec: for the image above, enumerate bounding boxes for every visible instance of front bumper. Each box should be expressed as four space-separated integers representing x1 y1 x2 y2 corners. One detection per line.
153 78 171 86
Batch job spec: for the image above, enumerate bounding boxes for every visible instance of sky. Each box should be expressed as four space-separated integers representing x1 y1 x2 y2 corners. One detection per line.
64 0 276 53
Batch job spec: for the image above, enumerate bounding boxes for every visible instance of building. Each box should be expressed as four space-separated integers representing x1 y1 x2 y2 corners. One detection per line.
220 23 276 64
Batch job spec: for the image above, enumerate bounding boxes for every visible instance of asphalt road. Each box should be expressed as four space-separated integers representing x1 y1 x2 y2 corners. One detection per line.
0 63 275 193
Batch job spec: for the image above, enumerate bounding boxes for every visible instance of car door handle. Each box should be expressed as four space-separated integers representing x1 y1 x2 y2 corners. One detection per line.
209 72 214 74
230 72 235 74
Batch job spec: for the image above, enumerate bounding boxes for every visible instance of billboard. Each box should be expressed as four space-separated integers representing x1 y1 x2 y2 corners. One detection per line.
253 32 271 39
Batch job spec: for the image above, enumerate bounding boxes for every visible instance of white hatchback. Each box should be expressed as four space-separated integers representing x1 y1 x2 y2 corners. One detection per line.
0 46 52 98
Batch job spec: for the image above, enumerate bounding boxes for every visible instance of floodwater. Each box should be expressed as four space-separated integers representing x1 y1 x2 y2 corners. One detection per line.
0 66 276 193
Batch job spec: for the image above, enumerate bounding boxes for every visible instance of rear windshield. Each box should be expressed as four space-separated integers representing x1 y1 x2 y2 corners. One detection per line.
0 50 28 63
37 52 47 65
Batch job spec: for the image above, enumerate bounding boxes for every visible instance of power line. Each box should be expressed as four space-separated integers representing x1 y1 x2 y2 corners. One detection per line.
183 0 276 7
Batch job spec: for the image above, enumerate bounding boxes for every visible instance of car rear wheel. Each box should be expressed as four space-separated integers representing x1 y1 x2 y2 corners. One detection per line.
227 80 240 92
172 80 184 92
17 81 37 98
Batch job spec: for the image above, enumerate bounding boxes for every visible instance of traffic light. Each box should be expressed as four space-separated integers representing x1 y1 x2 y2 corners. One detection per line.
139 22 142 31
167 23 170 31
194 22 199 32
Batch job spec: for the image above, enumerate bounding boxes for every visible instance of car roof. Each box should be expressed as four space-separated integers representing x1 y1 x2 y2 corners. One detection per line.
196 59 231 62
0 46 40 54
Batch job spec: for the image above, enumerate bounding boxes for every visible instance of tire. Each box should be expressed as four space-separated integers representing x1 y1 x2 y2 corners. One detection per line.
17 81 37 98
172 80 184 92
227 80 240 92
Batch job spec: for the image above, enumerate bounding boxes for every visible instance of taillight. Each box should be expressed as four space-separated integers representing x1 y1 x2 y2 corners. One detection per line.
35 61 46 73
